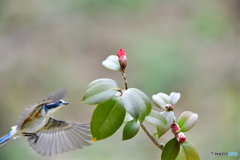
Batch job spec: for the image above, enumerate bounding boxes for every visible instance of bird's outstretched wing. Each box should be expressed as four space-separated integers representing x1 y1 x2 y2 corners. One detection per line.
41 89 67 103
16 89 67 131
27 117 92 156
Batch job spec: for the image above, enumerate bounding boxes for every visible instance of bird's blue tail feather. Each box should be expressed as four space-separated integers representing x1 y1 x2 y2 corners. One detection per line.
0 132 13 146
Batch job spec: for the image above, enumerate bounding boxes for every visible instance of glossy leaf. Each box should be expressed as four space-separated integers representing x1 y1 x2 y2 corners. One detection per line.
162 138 180 160
152 93 170 110
128 88 152 116
91 95 126 141
124 112 133 123
170 92 181 105
81 78 118 105
102 55 121 71
176 141 200 160
178 111 198 132
157 111 174 139
122 90 142 122
145 110 167 128
122 120 140 140
128 89 147 122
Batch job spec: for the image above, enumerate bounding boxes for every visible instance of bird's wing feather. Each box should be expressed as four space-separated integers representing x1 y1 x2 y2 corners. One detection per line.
27 117 92 156
16 89 67 131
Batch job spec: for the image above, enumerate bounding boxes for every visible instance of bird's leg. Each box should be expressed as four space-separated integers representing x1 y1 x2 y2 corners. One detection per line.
23 133 39 144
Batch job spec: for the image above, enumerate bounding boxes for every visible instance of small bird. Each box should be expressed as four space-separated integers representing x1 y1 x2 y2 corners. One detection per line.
0 89 91 156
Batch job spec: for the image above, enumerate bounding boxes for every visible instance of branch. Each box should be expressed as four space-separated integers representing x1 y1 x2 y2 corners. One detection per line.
121 71 128 90
123 72 128 90
140 122 164 150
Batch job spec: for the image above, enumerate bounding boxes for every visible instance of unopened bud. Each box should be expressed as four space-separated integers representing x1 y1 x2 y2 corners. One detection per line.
171 123 180 134
117 48 127 71
176 132 186 144
165 104 173 111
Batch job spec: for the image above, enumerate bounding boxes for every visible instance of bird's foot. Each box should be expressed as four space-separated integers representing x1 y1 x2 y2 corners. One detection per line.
23 133 39 144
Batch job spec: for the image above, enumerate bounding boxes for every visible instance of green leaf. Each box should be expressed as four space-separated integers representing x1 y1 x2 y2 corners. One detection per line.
157 111 174 139
102 55 121 71
145 110 167 128
91 95 126 141
122 90 143 122
124 112 133 123
161 138 180 160
178 111 198 132
128 88 152 116
152 93 170 110
81 78 118 105
170 92 181 105
122 120 140 140
128 89 147 122
176 141 200 160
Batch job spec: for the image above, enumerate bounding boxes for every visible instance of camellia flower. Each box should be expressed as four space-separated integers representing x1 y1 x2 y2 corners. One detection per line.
176 132 186 144
117 48 127 71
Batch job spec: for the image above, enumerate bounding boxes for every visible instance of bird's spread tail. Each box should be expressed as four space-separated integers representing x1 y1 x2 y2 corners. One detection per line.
0 126 17 146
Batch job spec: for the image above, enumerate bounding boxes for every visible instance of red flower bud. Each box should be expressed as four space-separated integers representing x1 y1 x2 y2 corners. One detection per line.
165 104 173 111
176 132 186 144
117 48 127 71
171 123 180 134
117 48 126 58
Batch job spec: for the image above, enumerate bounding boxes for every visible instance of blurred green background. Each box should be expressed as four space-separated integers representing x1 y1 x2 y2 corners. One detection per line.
0 0 239 159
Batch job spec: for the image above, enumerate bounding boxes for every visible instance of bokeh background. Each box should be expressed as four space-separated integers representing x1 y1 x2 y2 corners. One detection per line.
0 0 239 159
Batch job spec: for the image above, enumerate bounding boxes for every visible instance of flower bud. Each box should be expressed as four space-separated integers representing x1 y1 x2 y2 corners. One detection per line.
176 132 186 144
171 123 180 134
117 48 127 71
165 104 173 111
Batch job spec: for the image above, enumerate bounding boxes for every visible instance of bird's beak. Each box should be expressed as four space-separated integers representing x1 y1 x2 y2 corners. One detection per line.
63 102 70 105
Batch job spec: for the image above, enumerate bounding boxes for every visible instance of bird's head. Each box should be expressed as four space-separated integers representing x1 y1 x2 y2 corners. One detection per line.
44 99 69 114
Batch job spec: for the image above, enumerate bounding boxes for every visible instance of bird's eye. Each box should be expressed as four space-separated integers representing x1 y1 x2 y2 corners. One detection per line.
59 100 64 103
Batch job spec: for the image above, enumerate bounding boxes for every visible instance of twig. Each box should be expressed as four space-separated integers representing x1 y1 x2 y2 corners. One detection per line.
123 72 128 90
140 122 164 150
121 71 128 90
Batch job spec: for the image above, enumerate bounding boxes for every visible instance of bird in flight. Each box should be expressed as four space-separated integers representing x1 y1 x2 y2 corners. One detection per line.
0 89 91 156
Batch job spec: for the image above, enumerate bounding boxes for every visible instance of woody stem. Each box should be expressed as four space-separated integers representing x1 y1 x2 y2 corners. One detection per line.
140 123 164 150
121 71 128 90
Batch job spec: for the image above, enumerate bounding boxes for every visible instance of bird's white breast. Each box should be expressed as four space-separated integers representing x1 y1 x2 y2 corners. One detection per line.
21 109 51 133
